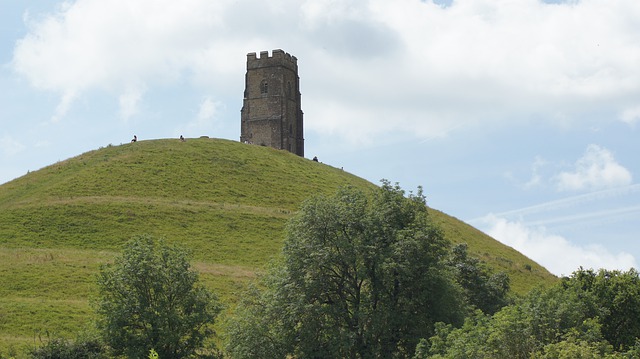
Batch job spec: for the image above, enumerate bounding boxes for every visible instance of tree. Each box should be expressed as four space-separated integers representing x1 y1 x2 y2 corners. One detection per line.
421 268 640 358
421 286 601 359
420 312 493 359
449 243 510 315
563 268 640 350
227 182 464 358
96 235 221 358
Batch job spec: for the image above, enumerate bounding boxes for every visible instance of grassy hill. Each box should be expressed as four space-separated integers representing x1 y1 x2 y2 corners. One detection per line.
0 138 556 353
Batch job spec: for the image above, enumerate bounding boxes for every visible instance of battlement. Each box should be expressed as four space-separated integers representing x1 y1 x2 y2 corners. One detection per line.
241 49 304 156
247 49 298 71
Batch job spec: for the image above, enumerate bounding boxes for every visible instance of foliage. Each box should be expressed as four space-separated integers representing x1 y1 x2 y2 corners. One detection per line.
29 332 107 359
227 182 465 358
95 235 222 358
420 268 640 358
449 243 510 315
532 336 614 359
418 312 492 359
223 279 292 359
561 268 640 350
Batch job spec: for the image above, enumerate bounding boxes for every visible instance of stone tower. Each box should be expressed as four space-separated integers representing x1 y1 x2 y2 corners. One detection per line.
240 49 304 156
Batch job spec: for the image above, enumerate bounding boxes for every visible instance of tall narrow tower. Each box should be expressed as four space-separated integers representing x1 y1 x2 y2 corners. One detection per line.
240 49 304 156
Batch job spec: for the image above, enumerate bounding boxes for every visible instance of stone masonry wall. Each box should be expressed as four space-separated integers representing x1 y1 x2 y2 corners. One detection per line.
240 49 304 156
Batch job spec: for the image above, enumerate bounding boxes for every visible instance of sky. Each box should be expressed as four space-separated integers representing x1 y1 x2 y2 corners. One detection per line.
1 0 639 276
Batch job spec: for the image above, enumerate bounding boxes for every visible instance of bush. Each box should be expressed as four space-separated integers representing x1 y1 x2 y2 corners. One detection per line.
96 235 222 358
29 335 107 359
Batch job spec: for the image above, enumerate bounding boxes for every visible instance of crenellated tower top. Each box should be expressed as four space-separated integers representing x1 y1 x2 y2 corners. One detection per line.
240 49 304 156
246 49 298 71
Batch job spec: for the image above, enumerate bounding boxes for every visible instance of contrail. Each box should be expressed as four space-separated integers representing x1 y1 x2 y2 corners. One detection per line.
495 184 638 217
467 183 640 224
523 205 640 227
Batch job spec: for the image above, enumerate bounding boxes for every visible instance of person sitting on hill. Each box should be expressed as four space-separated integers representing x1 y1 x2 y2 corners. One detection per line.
180 135 185 142
131 135 137 143
312 156 318 162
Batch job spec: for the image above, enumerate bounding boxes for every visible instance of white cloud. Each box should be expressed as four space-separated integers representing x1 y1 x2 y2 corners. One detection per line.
196 97 218 124
51 90 76 123
621 105 640 125
179 96 223 136
0 135 26 157
12 0 229 122
479 214 637 276
11 0 640 141
520 156 548 190
555 144 632 192
118 86 145 121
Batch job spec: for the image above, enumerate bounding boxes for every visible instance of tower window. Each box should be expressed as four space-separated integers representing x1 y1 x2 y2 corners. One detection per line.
260 80 268 94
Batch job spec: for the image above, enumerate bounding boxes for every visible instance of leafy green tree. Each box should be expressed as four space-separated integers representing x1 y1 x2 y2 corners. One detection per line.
527 319 616 359
449 243 510 315
96 235 221 358
227 182 464 358
421 286 594 359
563 268 640 350
421 268 640 358
532 339 613 359
223 273 294 359
420 311 492 359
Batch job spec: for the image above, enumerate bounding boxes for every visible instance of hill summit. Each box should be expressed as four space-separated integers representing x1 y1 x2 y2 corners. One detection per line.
0 138 555 349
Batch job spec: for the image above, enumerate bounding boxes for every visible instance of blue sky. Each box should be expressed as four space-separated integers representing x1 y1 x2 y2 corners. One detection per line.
1 0 639 275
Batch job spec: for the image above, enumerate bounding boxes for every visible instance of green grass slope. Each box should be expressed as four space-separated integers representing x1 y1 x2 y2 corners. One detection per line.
0 138 556 352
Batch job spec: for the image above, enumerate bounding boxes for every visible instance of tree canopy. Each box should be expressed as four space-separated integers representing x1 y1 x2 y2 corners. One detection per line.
449 243 510 315
226 182 467 358
96 235 222 358
421 268 640 359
